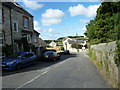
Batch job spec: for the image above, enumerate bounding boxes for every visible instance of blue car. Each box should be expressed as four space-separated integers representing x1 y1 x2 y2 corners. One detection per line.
2 52 37 70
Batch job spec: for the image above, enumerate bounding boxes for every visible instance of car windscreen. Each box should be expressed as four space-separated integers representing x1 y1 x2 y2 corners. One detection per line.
44 51 54 55
7 53 22 58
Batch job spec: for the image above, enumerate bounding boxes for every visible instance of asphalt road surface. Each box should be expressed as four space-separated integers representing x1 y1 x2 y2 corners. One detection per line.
2 52 108 89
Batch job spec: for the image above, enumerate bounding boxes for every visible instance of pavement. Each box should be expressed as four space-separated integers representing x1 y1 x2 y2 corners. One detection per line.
2 51 108 89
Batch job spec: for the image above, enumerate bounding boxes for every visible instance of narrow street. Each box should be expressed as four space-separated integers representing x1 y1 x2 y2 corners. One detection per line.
2 52 108 89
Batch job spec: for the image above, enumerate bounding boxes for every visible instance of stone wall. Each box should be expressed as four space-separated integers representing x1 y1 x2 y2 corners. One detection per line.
90 41 119 88
2 6 12 45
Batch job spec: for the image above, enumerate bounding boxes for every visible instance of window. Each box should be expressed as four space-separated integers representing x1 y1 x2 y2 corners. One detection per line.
0 32 5 44
0 9 2 23
28 53 34 57
13 22 18 32
23 17 29 28
23 53 34 59
34 35 37 42
23 54 30 59
27 34 31 43
0 8 5 23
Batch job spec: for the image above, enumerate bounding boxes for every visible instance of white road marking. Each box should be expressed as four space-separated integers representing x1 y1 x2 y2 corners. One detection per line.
14 71 48 90
59 61 66 64
54 60 66 68
41 71 48 75
15 58 67 90
54 65 58 68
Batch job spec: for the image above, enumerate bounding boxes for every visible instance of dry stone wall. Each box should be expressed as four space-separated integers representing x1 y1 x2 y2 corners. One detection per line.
90 41 119 87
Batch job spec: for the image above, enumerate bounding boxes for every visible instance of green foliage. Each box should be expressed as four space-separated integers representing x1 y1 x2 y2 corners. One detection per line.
68 36 84 38
44 40 52 44
71 44 82 49
61 46 64 50
85 2 119 45
55 41 62 44
114 41 120 67
57 37 64 41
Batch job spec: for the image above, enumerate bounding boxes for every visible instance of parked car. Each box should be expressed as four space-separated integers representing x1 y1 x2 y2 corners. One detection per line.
63 50 70 54
43 51 60 61
44 49 56 53
0 53 5 59
57 50 64 55
2 52 37 70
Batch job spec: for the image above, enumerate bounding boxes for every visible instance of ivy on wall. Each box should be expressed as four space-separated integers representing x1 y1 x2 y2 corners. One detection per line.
114 41 120 67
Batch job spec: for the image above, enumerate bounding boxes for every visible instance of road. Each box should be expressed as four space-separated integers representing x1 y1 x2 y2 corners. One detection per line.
2 52 108 89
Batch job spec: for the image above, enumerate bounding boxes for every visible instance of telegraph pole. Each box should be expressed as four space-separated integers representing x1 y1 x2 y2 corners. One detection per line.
76 33 79 52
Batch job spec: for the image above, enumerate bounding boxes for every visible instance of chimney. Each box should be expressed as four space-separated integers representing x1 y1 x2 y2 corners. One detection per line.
0 0 16 2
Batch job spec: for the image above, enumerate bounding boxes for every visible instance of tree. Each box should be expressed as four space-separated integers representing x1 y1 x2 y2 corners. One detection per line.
85 2 120 44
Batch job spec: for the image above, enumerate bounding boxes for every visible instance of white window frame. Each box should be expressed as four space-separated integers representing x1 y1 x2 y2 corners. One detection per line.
0 32 4 44
23 17 29 28
34 35 37 42
13 21 18 32
27 34 31 43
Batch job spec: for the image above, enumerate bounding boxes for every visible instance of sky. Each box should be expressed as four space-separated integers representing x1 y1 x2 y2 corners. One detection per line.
17 0 101 40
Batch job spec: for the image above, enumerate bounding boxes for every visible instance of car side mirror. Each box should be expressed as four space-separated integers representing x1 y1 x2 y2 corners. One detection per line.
22 57 26 59
17 56 22 59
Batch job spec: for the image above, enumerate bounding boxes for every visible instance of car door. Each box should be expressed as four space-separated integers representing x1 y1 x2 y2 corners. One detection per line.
28 53 36 63
21 53 32 66
53 52 57 58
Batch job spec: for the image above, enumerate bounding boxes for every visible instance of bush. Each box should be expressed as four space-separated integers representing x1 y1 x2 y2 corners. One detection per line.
114 41 120 67
61 46 64 50
71 44 82 49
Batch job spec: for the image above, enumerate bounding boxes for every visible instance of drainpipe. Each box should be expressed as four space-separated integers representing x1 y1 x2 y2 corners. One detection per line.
9 7 14 54
65 43 67 50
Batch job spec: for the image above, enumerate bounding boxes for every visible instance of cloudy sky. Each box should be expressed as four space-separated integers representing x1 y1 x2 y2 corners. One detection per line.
17 0 101 40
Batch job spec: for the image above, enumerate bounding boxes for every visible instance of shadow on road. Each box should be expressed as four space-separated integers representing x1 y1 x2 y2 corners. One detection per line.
2 53 77 76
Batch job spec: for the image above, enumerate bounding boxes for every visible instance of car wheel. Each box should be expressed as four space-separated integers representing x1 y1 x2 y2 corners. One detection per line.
58 56 60 60
53 58 56 62
16 64 21 70
33 60 38 65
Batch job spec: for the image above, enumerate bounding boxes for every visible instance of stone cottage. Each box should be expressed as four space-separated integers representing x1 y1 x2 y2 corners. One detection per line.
1 2 44 56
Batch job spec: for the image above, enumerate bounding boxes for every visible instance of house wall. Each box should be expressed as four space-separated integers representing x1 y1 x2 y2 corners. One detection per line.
63 38 87 52
2 2 46 56
2 6 11 45
32 33 39 47
2 3 34 55
11 9 34 40
49 41 56 48
63 42 72 50
11 9 22 40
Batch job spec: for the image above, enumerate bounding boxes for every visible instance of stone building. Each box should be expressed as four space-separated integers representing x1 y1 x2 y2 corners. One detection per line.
32 30 41 56
38 38 47 56
0 2 45 57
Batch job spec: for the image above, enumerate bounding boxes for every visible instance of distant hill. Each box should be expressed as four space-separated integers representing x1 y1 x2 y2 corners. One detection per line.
57 36 87 41
44 36 87 45
44 40 52 44
68 36 84 38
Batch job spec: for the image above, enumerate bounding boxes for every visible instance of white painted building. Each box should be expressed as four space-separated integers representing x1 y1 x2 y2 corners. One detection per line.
63 37 87 52
49 41 57 48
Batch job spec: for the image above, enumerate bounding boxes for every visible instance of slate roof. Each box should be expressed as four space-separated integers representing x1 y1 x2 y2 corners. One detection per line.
34 30 40 35
67 39 84 44
2 2 33 17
